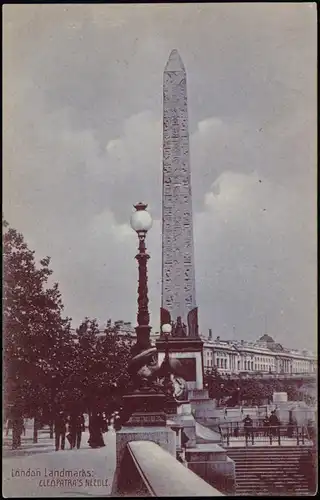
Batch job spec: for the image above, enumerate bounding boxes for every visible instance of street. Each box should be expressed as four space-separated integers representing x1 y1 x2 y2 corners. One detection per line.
3 427 116 498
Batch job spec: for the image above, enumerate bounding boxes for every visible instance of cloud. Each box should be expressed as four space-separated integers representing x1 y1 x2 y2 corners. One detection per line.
3 4 316 350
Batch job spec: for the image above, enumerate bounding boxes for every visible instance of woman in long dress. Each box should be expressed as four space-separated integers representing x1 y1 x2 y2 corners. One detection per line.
88 412 105 448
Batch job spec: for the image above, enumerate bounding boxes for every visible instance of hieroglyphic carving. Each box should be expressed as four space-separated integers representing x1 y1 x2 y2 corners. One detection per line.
161 52 197 335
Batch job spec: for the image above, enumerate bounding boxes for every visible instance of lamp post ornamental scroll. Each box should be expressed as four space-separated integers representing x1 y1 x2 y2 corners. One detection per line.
130 202 153 357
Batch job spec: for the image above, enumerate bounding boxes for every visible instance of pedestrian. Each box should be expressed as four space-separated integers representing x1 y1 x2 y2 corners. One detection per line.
54 410 67 451
11 416 24 450
69 413 85 450
269 410 280 437
88 412 105 448
6 418 13 437
102 413 109 433
263 415 270 437
287 415 295 438
113 412 121 431
243 414 254 445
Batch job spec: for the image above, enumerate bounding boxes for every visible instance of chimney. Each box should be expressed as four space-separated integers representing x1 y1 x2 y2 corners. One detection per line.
208 329 212 340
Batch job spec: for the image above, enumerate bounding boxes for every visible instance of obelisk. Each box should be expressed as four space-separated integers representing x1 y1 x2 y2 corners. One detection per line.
161 49 199 338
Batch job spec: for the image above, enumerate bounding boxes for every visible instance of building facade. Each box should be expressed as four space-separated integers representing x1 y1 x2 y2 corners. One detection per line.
202 333 316 377
70 320 160 345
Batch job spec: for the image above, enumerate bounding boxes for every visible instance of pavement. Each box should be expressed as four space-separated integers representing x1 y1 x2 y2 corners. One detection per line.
3 427 116 497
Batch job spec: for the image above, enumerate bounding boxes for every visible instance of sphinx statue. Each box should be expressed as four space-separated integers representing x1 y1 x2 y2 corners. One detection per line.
127 346 188 401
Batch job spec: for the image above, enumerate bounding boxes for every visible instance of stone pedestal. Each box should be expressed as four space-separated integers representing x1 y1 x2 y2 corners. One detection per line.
185 444 236 494
168 414 197 448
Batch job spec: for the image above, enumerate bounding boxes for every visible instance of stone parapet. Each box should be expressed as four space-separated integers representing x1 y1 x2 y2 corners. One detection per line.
112 426 177 495
126 440 224 496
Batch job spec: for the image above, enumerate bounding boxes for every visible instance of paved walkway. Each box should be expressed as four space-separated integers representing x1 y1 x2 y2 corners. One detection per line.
3 428 116 497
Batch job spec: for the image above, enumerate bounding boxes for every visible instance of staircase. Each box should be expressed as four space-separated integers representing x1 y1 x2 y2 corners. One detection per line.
225 446 312 495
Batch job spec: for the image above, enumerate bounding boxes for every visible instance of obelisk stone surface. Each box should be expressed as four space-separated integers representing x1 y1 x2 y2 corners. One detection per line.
161 49 198 337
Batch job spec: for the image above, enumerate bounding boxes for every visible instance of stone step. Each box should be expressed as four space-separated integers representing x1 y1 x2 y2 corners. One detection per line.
236 486 309 490
227 452 306 457
235 468 304 474
236 483 309 490
236 489 310 494
233 461 302 466
226 446 307 455
226 449 308 454
235 462 301 466
236 475 308 482
235 480 309 488
230 456 304 459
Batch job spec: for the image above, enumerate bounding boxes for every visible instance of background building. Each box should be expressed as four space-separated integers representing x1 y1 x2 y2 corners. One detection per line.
70 319 160 345
202 332 316 377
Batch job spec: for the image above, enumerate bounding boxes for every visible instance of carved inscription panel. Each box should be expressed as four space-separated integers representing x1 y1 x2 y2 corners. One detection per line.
162 68 197 329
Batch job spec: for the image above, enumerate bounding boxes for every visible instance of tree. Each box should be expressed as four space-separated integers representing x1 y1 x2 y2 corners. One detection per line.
3 220 72 440
62 318 132 417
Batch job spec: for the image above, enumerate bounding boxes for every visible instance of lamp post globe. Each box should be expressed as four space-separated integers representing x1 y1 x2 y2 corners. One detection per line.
130 202 153 233
161 323 172 335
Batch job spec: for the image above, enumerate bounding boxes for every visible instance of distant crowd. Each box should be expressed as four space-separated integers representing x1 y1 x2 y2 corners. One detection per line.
219 410 316 446
5 410 123 451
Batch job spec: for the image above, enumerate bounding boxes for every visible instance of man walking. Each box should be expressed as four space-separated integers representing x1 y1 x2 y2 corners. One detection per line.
54 410 67 451
69 413 85 450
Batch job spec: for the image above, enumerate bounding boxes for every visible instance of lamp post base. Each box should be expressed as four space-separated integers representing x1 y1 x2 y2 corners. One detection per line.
131 325 152 357
122 391 168 424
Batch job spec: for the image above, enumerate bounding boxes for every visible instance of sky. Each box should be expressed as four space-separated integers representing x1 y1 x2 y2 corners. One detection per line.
3 3 317 350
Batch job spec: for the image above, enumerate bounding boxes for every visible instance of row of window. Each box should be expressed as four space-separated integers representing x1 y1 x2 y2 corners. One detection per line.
206 358 314 374
205 351 314 370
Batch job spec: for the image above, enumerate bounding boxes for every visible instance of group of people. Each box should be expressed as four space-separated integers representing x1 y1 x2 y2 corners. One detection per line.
262 410 281 436
241 411 281 443
54 411 109 451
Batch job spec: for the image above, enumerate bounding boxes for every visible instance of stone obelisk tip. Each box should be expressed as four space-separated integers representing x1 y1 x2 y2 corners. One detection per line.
164 49 185 72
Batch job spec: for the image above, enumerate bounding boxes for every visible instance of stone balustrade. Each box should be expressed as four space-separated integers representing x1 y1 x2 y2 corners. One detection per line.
116 440 224 496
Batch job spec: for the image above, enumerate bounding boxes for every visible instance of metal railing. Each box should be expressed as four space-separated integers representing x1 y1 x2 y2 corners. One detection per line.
219 422 312 447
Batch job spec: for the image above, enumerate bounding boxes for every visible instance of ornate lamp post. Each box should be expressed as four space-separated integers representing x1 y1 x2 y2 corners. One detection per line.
130 202 153 356
120 203 167 425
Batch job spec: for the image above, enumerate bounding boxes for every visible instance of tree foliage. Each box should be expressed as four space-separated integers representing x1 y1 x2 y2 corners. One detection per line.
3 220 72 418
3 220 132 422
204 365 315 407
62 317 132 415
